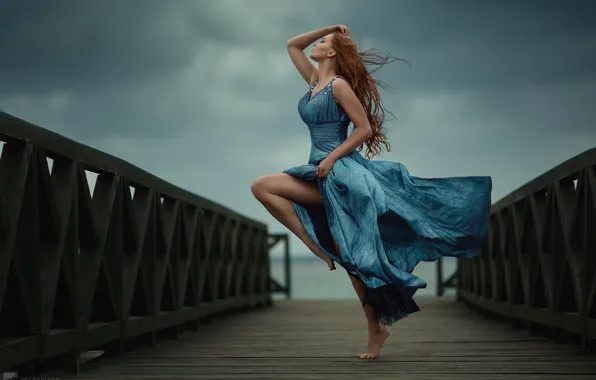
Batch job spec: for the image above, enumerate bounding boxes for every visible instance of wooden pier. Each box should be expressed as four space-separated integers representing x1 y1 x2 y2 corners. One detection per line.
48 297 596 379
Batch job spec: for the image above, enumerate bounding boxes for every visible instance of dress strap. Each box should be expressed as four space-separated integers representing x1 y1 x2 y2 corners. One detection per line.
309 75 349 95
330 75 350 86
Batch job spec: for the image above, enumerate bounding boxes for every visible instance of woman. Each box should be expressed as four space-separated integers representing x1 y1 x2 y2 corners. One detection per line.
251 25 492 359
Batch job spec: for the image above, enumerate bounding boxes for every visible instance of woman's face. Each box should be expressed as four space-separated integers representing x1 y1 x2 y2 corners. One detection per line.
310 34 336 62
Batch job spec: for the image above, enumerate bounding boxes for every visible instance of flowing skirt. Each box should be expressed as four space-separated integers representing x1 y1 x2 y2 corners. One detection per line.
283 151 492 325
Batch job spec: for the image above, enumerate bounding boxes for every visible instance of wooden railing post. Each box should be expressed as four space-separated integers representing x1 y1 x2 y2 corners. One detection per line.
268 233 291 299
436 257 444 297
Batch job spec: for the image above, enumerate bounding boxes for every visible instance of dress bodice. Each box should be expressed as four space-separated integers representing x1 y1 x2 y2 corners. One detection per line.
297 76 352 163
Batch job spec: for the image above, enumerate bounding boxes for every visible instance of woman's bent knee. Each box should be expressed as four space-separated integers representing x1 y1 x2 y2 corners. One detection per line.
251 175 269 198
251 174 282 200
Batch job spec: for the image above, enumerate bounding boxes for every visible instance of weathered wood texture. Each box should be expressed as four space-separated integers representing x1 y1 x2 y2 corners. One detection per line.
458 148 596 344
44 298 596 379
0 111 271 374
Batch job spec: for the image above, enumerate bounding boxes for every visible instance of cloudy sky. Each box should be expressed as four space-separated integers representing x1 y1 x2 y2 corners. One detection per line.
1 0 594 257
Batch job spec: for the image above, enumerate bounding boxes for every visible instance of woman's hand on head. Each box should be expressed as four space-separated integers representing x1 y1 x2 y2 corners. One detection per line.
335 24 350 38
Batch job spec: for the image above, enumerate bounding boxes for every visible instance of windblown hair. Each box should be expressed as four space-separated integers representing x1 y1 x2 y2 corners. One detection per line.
331 31 409 159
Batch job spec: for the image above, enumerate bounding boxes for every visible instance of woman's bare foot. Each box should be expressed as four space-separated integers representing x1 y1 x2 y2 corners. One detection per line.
358 324 390 359
309 246 336 271
325 257 336 271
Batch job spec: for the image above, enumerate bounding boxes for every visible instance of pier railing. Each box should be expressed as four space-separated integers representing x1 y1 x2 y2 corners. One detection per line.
0 112 271 374
457 148 596 346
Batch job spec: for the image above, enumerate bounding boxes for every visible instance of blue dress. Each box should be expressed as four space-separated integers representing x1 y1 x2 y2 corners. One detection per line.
283 75 492 325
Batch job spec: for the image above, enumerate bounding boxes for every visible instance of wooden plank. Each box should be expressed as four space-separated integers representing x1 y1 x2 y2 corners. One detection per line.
46 298 596 379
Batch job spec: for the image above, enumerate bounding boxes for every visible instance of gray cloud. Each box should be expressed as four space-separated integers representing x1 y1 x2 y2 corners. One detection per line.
0 1 203 93
1 0 594 257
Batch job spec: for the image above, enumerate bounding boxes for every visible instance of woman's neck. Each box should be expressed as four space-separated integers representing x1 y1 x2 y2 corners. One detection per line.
317 60 337 84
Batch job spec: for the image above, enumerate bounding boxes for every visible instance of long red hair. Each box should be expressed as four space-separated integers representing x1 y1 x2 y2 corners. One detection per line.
331 32 409 159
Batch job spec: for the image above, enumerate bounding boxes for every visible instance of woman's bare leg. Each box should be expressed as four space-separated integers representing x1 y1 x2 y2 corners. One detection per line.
253 174 388 357
349 276 390 359
251 173 335 270
332 240 390 359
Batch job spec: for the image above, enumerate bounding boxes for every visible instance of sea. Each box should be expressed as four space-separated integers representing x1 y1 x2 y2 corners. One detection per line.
269 255 458 301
